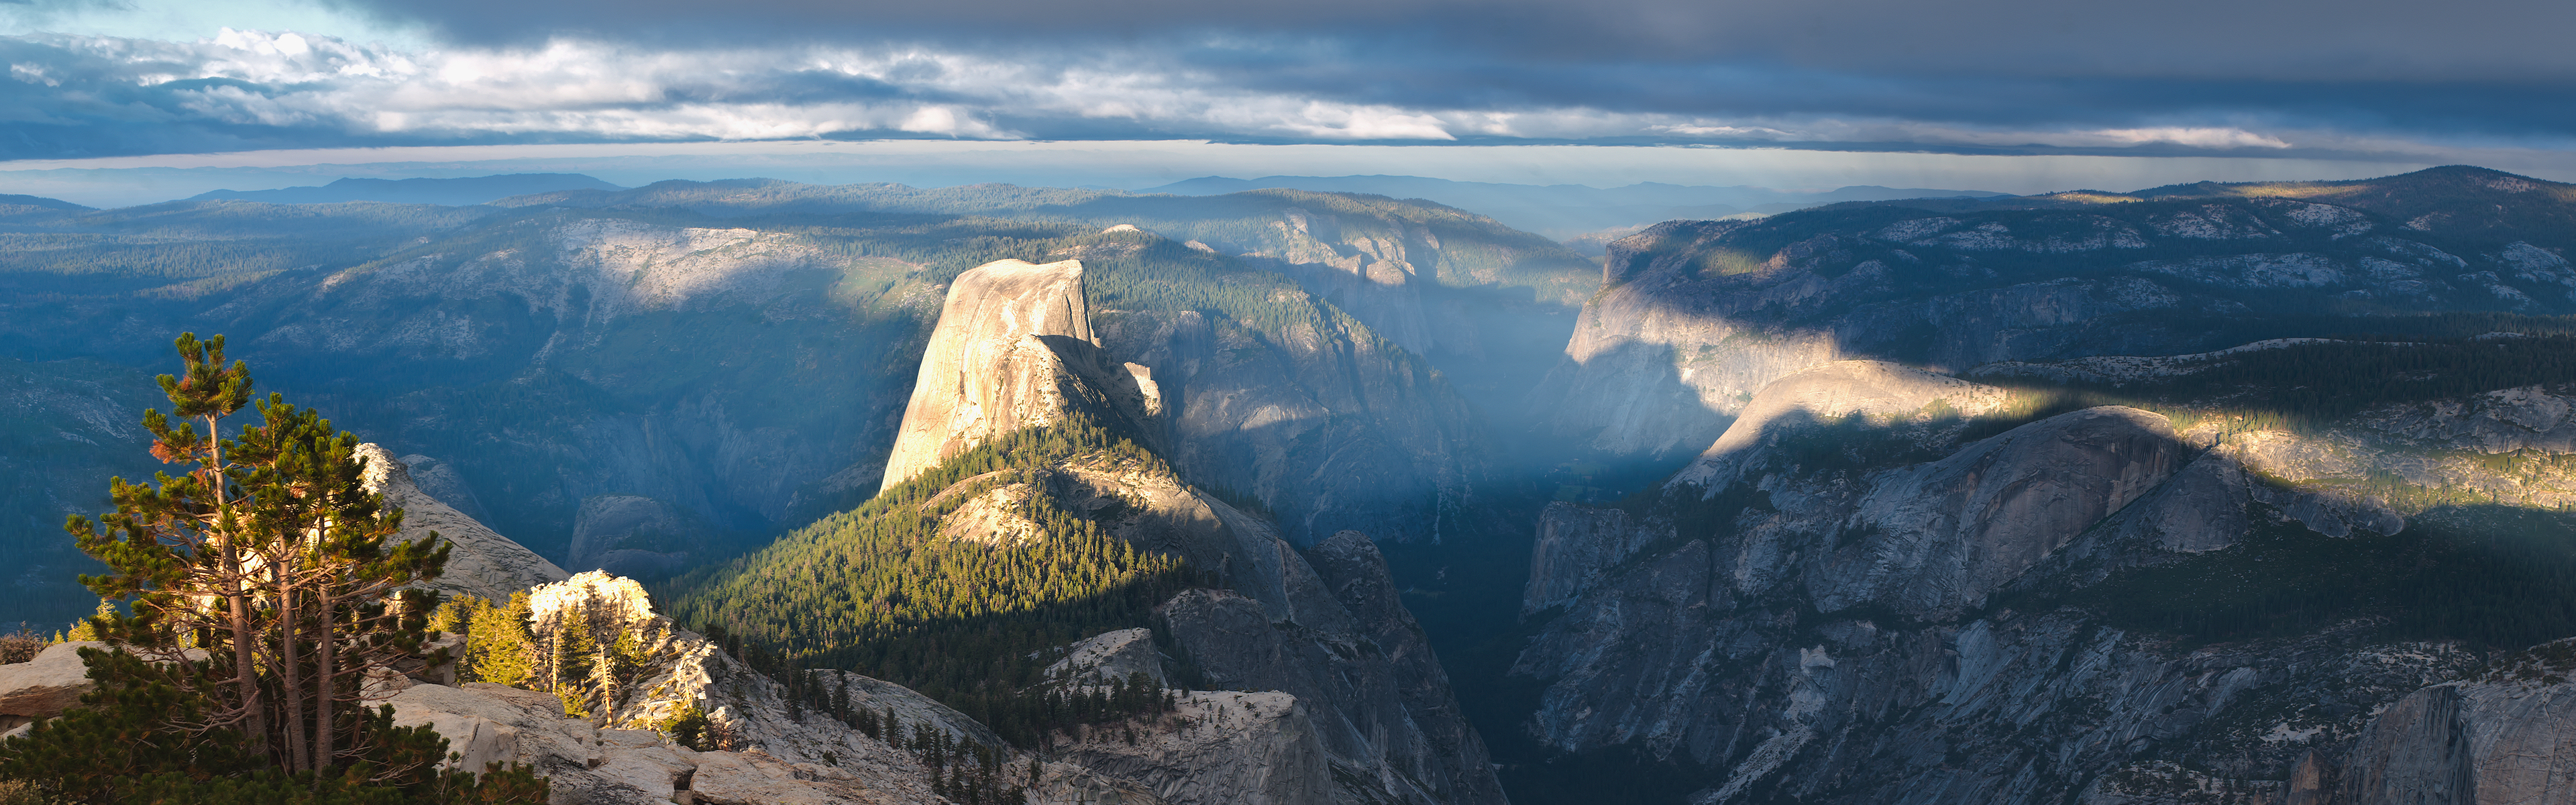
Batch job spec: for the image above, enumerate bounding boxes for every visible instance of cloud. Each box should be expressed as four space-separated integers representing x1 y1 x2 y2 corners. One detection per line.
1 0 2573 162
320 0 2576 86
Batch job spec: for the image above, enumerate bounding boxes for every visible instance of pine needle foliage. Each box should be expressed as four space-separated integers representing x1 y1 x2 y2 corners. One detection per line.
2 333 545 803
661 415 1198 737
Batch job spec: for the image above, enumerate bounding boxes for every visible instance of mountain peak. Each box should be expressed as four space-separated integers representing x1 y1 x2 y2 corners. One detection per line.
879 258 1165 492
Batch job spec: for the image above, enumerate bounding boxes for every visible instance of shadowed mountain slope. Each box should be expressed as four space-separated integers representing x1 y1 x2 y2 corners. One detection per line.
1472 166 2576 804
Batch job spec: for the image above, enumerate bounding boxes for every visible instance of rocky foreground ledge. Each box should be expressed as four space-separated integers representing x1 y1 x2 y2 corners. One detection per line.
0 567 1485 805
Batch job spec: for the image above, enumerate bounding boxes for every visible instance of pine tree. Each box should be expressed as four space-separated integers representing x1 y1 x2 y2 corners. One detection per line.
8 333 541 802
462 592 538 686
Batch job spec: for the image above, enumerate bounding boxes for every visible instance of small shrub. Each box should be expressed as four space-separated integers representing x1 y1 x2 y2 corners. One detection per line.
0 627 46 665
0 779 53 805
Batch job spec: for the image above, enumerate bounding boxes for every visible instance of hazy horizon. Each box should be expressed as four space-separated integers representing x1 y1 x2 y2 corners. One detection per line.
0 139 2497 210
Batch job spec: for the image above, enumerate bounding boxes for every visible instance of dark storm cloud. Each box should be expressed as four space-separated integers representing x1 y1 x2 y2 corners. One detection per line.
303 0 2576 141
331 0 2570 83
0 0 2566 160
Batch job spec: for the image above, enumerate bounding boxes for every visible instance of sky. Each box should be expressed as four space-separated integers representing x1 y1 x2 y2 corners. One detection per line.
1 0 2571 204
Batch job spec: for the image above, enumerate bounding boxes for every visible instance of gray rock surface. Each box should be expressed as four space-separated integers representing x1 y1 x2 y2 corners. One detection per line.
0 641 98 720
407 572 957 804
358 443 570 602
930 453 1507 804
385 682 887 805
1157 541 1505 805
1668 360 2013 492
1508 343 2576 804
1090 303 1485 545
1046 629 1167 688
1525 502 1658 615
1531 199 2576 460
1822 406 2183 619
880 258 1104 491
482 566 1500 805
2332 643 2576 805
862 249 1505 804
1036 690 1332 805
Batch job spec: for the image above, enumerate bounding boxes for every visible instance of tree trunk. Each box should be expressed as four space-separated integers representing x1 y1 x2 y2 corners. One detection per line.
209 423 270 767
277 561 311 773
225 563 266 763
314 584 336 773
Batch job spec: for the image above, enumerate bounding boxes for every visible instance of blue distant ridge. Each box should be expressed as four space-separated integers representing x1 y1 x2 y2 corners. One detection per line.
0 193 95 211
189 173 625 206
1138 174 2006 238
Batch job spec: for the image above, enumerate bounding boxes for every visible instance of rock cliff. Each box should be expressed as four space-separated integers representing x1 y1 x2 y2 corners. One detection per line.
1150 533 1504 805
1531 174 2576 459
855 256 1507 804
1511 347 2576 804
358 443 570 602
881 258 1157 490
2324 641 2576 805
1091 305 1481 544
387 571 977 804
492 179 1576 543
1666 360 2014 491
872 437 1505 805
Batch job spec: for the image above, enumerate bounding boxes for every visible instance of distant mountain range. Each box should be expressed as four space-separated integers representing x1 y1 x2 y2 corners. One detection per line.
0 193 93 213
1140 174 2007 244
166 172 2004 245
186 173 623 206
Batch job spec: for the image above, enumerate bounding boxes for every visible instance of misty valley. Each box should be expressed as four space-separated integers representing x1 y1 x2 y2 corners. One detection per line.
9 165 2576 804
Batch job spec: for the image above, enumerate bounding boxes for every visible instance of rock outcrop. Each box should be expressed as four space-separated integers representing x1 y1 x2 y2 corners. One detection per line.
1531 184 2576 459
906 456 1507 804
384 681 903 805
393 572 966 804
0 641 99 733
1151 532 1506 805
2328 642 2576 805
1044 629 1167 688
865 257 1507 803
1090 307 1483 544
1034 690 1333 805
1509 348 2576 804
1823 405 2184 619
1667 360 2014 491
882 258 1163 491
1524 502 1658 615
358 443 571 602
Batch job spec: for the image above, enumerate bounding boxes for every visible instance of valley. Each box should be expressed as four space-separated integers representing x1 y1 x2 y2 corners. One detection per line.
8 165 2576 804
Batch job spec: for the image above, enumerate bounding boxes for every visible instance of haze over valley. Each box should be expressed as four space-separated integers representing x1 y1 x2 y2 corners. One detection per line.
6 0 2576 803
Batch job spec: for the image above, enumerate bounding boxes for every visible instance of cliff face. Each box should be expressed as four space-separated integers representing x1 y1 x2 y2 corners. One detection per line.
1092 306 1479 544
1532 182 2576 459
1513 352 2576 804
1221 199 1595 364
1004 456 1507 805
881 258 1123 490
2326 643 2576 805
869 441 1503 805
357 443 570 602
864 259 1506 804
1144 533 1504 805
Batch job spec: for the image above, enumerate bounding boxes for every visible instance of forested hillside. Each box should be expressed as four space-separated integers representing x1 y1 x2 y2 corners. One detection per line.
661 417 1200 746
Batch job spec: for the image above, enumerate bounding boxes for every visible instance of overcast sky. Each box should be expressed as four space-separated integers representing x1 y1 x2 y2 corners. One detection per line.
1 0 2568 195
